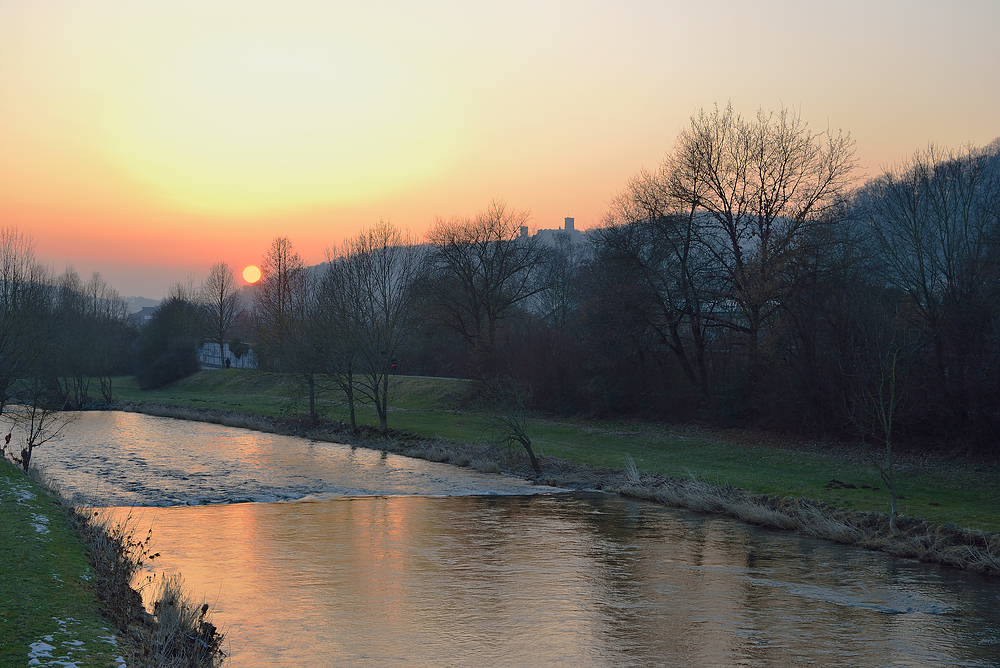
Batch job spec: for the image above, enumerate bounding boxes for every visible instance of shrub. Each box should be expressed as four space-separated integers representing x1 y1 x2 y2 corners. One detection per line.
135 297 200 390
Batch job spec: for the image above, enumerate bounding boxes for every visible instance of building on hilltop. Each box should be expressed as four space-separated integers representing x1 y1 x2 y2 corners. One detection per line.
532 217 588 247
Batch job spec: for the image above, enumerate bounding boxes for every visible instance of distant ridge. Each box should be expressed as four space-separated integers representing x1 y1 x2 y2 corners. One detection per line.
126 296 160 313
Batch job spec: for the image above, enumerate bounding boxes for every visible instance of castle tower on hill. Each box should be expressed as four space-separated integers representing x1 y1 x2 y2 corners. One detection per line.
532 216 584 247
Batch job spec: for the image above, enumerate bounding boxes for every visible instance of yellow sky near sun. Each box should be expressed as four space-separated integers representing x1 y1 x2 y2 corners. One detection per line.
1 5 474 213
101 35 470 216
1 0 999 297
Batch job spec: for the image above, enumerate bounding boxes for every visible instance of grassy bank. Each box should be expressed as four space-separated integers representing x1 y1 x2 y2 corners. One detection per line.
111 370 1000 535
0 460 127 666
0 459 225 666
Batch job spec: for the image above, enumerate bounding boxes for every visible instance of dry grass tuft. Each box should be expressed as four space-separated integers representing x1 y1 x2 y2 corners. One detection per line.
613 473 1000 577
140 575 226 668
78 509 155 630
43 489 226 667
469 455 502 474
77 509 226 666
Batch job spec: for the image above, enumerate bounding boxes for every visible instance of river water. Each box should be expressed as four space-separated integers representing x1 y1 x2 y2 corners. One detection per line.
35 412 1000 667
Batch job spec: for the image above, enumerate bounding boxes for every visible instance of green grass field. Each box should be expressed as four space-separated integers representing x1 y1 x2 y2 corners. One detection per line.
111 369 1000 533
0 461 126 666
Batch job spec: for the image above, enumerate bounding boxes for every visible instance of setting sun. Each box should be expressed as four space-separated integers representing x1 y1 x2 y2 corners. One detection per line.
243 265 262 284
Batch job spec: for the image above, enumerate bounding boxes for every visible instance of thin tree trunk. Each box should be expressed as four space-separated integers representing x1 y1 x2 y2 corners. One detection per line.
521 437 541 475
308 373 317 423
346 368 358 434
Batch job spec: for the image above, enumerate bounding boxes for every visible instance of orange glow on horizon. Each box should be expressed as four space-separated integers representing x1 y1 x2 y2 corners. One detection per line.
2 1 998 299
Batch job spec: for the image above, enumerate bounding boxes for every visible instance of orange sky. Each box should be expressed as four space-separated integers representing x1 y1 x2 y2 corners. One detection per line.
2 0 998 298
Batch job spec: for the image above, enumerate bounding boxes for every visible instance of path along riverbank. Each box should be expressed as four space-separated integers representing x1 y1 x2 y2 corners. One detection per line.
114 401 1000 579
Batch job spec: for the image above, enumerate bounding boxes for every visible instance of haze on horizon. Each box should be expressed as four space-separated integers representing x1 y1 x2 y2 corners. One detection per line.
1 0 997 298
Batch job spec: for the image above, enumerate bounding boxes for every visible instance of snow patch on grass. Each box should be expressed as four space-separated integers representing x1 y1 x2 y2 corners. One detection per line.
27 618 125 668
30 512 50 534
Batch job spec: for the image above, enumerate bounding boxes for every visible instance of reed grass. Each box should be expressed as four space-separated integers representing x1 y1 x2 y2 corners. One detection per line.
36 470 226 667
612 471 1000 576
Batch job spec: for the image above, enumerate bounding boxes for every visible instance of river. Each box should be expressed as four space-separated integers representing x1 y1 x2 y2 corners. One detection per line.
36 412 1000 667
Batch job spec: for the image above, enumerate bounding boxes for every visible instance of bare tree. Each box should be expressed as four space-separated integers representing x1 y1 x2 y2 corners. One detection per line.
665 103 858 387
598 168 717 396
51 269 91 405
423 200 547 372
0 228 51 416
859 141 1000 424
478 375 541 475
533 234 585 332
199 262 244 368
48 270 133 405
252 238 321 418
4 378 76 472
312 253 362 433
841 298 920 534
332 221 420 435
84 273 134 402
253 238 308 372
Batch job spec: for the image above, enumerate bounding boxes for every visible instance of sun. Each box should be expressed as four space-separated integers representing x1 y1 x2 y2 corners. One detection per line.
243 265 261 284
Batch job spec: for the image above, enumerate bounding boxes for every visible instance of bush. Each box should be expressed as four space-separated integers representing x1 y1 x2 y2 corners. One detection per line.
135 297 200 390
136 338 199 390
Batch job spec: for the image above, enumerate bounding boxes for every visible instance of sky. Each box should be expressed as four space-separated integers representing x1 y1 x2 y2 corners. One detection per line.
1 0 998 299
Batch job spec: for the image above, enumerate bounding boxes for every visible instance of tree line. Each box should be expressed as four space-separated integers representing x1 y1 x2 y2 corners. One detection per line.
235 104 999 456
0 229 135 468
3 102 998 462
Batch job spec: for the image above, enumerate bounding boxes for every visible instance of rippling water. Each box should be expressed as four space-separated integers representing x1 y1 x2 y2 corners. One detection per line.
37 413 1000 667
41 412 561 506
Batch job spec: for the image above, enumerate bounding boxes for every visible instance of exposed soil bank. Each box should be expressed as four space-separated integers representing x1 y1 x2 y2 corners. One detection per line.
116 402 1000 579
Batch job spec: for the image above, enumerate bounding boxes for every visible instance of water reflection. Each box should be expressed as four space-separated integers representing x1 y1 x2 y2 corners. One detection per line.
37 413 1000 667
125 494 1000 668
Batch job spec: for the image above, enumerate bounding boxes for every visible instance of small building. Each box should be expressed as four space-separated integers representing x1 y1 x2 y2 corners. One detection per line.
128 306 158 328
198 341 258 369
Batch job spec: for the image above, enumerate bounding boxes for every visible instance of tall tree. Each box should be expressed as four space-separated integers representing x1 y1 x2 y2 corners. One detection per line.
598 169 716 396
859 141 1000 429
83 273 134 402
199 262 244 368
134 296 200 390
312 255 362 432
252 237 319 418
253 237 308 372
423 200 547 373
533 233 585 333
665 103 858 390
0 228 51 415
50 270 133 404
333 221 419 435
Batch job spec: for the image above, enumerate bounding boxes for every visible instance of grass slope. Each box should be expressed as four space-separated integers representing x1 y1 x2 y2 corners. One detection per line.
0 460 125 667
113 370 1000 534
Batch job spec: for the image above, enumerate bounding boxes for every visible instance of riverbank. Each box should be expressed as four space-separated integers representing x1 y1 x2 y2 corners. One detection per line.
0 459 127 666
114 398 1000 578
112 371 1000 533
0 459 225 667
